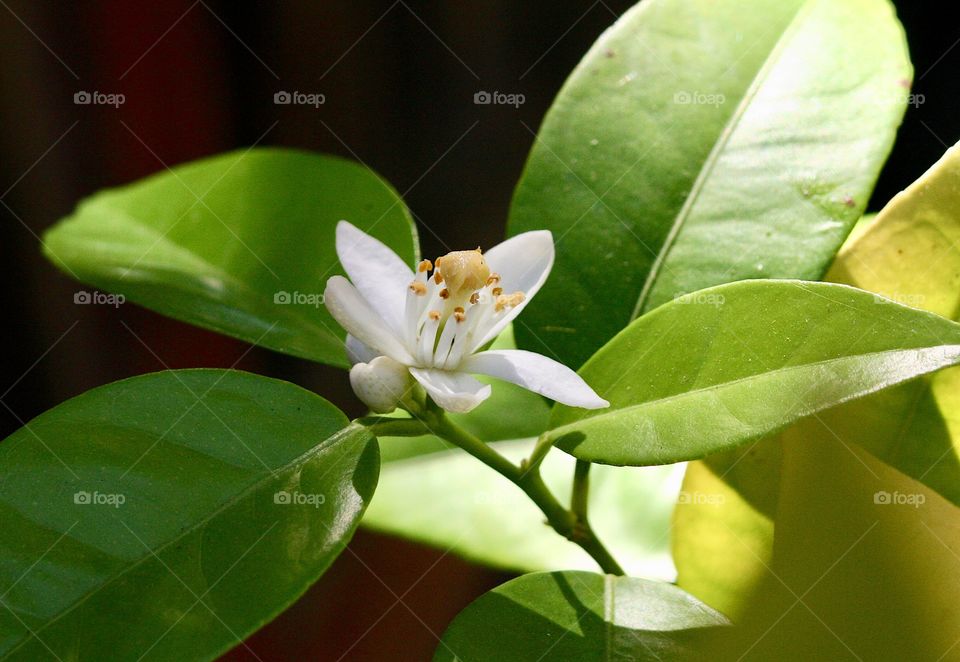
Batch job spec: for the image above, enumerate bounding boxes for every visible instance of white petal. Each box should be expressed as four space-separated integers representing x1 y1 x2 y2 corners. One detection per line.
464 349 609 409
409 367 492 413
336 220 414 337
345 334 380 365
349 356 414 414
474 230 554 349
324 276 414 364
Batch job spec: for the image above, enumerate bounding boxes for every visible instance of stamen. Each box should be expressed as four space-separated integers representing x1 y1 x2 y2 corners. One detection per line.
418 259 433 273
409 281 427 295
434 272 444 284
414 282 444 338
454 306 465 314
417 312 441 365
434 311 460 366
454 311 466 323
486 273 501 286
469 293 479 305
445 308 482 368
492 287 503 297
439 288 450 299
496 291 525 311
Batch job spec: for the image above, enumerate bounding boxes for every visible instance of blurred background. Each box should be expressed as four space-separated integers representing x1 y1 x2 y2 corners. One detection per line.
0 1 957 659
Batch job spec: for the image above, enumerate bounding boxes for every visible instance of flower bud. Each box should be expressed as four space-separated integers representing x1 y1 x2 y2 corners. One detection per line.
349 356 414 413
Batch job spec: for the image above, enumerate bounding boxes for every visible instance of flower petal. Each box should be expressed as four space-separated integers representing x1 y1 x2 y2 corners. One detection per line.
474 230 554 349
409 367 492 413
345 334 380 365
464 349 609 409
324 276 414 364
336 220 414 337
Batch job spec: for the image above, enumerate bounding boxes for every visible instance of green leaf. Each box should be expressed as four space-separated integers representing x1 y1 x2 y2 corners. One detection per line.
674 144 960 618
43 148 418 368
509 0 910 367
811 141 960 503
0 370 378 661
548 280 960 466
434 571 729 662
365 438 682 577
722 435 960 660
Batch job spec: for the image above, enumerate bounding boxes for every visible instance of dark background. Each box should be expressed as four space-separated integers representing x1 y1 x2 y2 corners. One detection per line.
0 1 956 660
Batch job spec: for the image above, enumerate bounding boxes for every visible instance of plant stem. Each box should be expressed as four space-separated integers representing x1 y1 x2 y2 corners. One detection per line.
356 415 429 438
426 412 624 576
571 459 591 521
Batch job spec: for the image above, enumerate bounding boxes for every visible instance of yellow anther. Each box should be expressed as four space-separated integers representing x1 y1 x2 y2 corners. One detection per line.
409 281 427 295
454 311 466 323
492 287 503 297
428 310 441 321
495 291 526 312
418 259 433 273
439 288 450 299
486 273 501 286
454 306 465 314
469 292 480 305
434 271 444 284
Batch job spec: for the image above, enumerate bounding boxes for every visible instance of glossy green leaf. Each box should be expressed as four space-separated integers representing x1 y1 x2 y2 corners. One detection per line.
548 280 960 466
43 148 418 368
435 571 729 662
365 438 683 577
810 141 960 503
675 144 960 618
509 0 910 367
0 370 378 661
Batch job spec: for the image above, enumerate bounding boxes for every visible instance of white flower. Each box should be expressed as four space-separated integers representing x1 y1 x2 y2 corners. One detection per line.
325 221 609 414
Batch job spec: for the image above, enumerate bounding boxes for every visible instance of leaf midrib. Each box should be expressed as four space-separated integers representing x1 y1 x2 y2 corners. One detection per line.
550 345 960 437
630 0 816 319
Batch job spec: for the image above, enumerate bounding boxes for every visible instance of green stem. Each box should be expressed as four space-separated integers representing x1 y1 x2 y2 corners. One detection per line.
568 460 623 575
427 413 522 482
356 416 429 438
426 412 624 576
571 459 591 521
